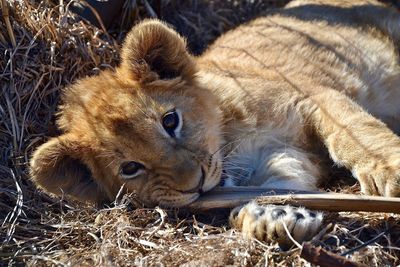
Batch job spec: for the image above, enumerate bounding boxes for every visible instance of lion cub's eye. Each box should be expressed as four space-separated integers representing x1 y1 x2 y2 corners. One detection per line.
162 109 181 137
120 161 144 179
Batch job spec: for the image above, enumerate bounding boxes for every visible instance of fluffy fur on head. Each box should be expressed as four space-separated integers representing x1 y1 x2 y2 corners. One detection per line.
120 19 197 82
30 20 223 207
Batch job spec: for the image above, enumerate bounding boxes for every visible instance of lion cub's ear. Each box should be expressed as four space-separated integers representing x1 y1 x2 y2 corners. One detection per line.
120 19 196 82
29 135 107 204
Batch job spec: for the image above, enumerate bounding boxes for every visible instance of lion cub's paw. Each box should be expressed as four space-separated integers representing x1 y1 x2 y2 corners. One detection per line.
229 202 323 249
356 159 400 197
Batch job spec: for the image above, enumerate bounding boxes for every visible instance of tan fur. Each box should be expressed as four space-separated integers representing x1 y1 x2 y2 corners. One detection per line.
31 0 400 212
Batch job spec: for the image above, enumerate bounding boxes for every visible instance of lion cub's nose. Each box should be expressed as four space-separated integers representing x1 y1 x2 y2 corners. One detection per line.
179 167 205 194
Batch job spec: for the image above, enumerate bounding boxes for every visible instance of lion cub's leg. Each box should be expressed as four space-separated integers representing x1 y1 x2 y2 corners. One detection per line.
225 145 324 248
224 139 323 189
229 202 323 250
306 89 400 197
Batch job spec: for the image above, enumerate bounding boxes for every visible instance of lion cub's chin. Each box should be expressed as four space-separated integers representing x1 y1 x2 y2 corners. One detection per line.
202 166 223 192
142 162 223 208
150 193 201 208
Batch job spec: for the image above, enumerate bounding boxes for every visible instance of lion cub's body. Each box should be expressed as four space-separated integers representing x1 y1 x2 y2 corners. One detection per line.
31 0 400 247
198 0 400 191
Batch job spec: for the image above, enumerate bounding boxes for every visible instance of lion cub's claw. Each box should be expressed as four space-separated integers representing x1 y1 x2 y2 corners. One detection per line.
229 202 323 250
356 160 400 198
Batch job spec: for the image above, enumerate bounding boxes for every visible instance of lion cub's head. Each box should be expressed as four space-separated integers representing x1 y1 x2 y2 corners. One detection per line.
30 20 223 207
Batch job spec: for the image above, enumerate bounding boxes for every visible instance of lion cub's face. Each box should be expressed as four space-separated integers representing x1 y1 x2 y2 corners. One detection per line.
29 20 223 207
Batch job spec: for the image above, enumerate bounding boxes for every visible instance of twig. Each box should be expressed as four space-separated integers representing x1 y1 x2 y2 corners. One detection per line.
78 0 113 43
0 30 6 44
300 242 367 267
143 0 158 18
188 186 400 213
340 231 386 256
311 223 333 243
1 0 16 47
146 207 166 239
281 220 302 249
2 169 23 243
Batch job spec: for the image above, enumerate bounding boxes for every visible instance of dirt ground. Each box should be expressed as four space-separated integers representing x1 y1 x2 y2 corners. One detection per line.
1 0 400 266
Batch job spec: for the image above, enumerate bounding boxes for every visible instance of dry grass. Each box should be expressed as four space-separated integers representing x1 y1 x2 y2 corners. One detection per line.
1 0 399 266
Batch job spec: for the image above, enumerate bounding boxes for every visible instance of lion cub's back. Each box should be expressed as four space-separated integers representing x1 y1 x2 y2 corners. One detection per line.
199 0 400 128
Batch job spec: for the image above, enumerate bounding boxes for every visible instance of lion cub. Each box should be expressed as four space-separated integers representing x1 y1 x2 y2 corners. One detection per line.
30 0 400 248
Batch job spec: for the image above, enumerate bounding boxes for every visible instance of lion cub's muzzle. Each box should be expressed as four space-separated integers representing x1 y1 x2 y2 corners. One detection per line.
177 167 205 194
142 155 222 208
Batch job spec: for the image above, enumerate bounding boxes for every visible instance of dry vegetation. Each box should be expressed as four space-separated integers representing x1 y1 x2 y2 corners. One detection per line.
1 0 400 266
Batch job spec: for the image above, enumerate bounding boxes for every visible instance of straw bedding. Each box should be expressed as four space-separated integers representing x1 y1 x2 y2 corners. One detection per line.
1 0 399 265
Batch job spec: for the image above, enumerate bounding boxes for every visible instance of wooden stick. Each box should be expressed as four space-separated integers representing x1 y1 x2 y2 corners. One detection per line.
300 243 367 267
187 186 400 213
